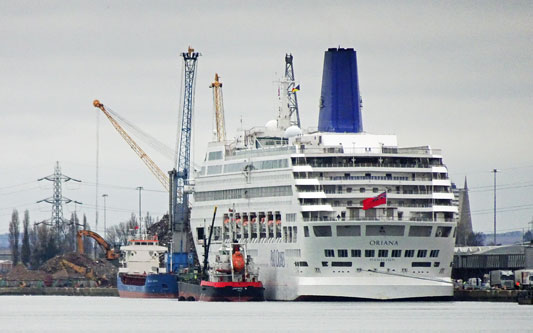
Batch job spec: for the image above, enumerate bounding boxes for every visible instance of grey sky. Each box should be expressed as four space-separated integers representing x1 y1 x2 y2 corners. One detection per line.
1 1 532 236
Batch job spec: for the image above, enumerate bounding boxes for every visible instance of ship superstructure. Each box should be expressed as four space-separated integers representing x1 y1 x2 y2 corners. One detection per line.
189 48 457 300
117 235 178 298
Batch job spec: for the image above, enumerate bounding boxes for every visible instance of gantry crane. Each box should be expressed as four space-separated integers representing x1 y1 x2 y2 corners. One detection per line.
169 47 200 255
209 73 226 142
285 54 301 128
93 100 170 191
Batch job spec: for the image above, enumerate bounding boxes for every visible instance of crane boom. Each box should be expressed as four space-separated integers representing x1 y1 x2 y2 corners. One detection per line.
77 229 119 260
210 73 226 142
93 100 169 191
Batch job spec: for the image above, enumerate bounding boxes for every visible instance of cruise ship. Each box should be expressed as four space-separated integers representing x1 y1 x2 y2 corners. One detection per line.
188 48 457 300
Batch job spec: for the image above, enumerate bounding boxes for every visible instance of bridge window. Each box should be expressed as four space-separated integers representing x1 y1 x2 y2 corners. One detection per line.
313 226 332 237
324 249 335 257
336 225 361 236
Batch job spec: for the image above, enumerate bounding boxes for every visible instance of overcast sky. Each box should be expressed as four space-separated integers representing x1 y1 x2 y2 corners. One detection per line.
1 1 532 237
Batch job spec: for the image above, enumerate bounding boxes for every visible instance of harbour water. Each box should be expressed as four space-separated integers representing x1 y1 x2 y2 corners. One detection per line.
1 296 531 332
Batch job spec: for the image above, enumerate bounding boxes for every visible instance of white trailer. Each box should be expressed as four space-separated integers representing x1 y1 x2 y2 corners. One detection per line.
489 270 515 289
514 269 533 289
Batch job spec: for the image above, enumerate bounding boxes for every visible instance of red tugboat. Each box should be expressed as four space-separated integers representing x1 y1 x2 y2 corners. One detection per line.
178 207 264 301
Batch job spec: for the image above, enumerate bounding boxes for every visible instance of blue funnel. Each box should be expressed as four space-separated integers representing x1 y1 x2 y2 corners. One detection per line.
318 48 363 133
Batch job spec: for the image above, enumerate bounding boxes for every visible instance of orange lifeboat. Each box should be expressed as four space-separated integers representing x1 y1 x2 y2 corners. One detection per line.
232 250 245 272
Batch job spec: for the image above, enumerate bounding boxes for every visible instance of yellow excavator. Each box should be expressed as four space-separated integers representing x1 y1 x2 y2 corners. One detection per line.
77 230 119 260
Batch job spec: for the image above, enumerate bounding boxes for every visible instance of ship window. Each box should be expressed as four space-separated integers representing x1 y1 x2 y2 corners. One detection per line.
347 188 352 193
373 188 379 193
207 165 222 175
405 250 415 258
365 250 375 258
347 200 353 206
360 188 366 193
408 226 432 237
351 249 361 257
434 262 440 267
293 226 298 243
417 250 427 258
412 262 431 267
338 249 348 257
391 250 402 257
322 261 328 267
324 249 335 257
196 227 205 241
366 225 404 236
313 226 332 237
380 262 385 267
336 225 361 237
378 250 389 258
295 261 308 267
208 151 223 160
304 226 309 237
331 262 352 267
430 250 440 258
435 226 452 237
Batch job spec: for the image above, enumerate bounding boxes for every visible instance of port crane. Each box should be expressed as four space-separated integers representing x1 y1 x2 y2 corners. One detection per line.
209 73 226 142
285 54 301 128
169 47 200 256
93 99 170 191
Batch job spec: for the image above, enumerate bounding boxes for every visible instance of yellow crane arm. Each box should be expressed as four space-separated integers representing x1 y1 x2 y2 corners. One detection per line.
93 100 169 191
210 73 226 142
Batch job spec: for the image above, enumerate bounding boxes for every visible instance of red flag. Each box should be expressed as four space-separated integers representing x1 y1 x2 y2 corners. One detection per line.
362 192 387 210
135 226 139 230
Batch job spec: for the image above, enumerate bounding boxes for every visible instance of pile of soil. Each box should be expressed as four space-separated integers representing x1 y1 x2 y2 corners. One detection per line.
148 214 172 247
40 252 117 286
5 264 49 282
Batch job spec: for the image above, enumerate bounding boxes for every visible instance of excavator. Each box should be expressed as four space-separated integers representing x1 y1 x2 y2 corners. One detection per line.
77 230 119 260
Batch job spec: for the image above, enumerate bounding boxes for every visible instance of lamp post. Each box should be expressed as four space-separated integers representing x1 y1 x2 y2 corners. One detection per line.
136 186 143 235
492 169 500 245
102 194 108 239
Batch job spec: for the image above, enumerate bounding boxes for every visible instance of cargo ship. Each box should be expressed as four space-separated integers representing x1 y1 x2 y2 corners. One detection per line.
178 208 264 301
188 48 458 300
117 235 178 298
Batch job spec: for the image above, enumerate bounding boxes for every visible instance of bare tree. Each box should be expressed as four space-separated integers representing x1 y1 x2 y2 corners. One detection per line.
8 209 20 265
21 210 31 266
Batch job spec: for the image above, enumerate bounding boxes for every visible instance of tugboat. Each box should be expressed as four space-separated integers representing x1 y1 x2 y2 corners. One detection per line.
178 207 265 301
117 234 178 298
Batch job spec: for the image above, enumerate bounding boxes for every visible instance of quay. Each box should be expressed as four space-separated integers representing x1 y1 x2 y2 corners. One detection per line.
0 287 118 296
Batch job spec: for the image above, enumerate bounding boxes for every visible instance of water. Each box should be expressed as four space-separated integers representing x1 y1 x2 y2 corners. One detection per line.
0 296 531 332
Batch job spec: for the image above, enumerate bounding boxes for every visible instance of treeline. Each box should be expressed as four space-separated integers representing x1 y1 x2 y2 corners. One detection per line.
8 209 156 269
8 209 93 269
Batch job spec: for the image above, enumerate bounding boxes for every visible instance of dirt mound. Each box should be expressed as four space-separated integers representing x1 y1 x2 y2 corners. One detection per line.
148 214 172 247
40 252 117 286
6 264 49 281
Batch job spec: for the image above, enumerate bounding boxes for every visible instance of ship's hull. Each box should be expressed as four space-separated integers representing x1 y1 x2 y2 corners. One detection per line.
178 281 265 302
190 215 456 301
117 273 178 298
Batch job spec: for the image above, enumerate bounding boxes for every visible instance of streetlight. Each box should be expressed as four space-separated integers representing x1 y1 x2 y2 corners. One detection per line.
102 194 108 239
492 169 500 245
136 186 143 235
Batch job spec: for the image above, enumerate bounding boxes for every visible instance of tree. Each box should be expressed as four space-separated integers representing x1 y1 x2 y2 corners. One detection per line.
8 209 20 265
466 232 485 246
107 213 138 246
21 210 31 266
82 214 92 257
